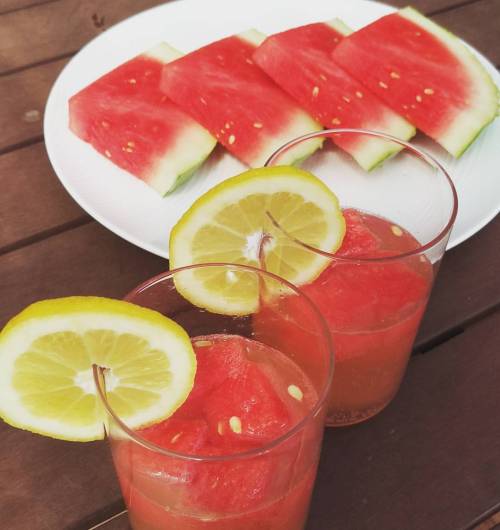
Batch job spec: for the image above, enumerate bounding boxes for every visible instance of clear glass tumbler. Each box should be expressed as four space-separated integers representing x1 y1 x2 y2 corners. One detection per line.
94 263 333 530
258 128 458 426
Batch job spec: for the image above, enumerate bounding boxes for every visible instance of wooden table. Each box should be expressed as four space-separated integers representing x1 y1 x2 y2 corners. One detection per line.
1 1 499 528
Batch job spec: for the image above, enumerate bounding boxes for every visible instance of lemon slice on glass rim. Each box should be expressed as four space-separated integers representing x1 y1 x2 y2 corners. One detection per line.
0 296 196 441
169 166 345 315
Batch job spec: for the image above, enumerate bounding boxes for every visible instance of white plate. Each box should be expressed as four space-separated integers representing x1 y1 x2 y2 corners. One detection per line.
44 0 500 259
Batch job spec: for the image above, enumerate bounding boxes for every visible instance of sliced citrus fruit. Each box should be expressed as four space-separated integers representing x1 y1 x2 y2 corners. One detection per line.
0 296 196 441
169 166 345 314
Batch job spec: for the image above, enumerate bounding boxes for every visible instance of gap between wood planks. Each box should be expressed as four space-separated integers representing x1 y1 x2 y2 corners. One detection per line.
0 215 91 256
426 0 486 16
0 0 62 17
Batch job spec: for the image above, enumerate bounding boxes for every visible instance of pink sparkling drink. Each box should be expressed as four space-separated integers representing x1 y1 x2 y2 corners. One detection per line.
95 264 333 530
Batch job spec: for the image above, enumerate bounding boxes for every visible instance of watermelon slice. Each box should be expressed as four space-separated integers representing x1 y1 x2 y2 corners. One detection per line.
332 7 499 157
160 31 323 167
69 44 216 195
253 20 416 170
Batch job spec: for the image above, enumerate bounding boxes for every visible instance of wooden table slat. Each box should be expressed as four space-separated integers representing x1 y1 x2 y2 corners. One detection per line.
0 59 67 152
0 0 169 75
0 142 88 251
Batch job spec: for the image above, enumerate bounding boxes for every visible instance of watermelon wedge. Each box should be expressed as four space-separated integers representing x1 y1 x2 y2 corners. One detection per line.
69 44 217 195
160 31 323 167
332 7 499 158
253 19 416 170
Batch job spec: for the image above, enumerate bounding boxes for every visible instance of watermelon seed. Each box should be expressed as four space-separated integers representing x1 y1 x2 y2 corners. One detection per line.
217 422 224 435
287 385 303 402
128 78 137 84
415 31 422 37
228 134 236 145
331 118 341 125
312 86 320 97
410 104 417 109
253 122 263 128
391 225 403 237
342 96 351 103
225 123 231 129
420 256 427 263
424 88 434 95
390 72 400 79
379 81 388 89
101 120 110 128
416 95 423 103
200 97 207 105
333 37 339 43
320 74 327 81
170 432 182 444
229 416 242 434
127 141 135 147
402 105 409 110
194 340 213 347
246 58 254 65
337 106 343 111
104 150 112 158
355 91 364 99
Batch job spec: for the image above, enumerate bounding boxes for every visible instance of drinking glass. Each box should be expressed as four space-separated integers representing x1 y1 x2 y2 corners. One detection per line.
94 263 333 530
259 128 458 426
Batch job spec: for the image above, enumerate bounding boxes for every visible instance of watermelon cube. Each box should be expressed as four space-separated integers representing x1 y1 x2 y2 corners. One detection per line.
203 362 291 445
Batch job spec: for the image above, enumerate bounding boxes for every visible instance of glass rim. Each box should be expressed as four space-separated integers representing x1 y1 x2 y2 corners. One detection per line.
93 262 334 463
265 127 459 263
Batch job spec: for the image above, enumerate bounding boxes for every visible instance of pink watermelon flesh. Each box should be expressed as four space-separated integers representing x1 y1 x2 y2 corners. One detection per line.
203 362 291 445
335 208 382 257
160 34 322 167
69 46 215 195
253 22 416 169
172 335 247 419
332 9 498 156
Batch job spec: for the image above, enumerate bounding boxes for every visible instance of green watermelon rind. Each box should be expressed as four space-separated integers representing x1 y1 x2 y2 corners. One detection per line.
325 18 352 37
400 7 499 157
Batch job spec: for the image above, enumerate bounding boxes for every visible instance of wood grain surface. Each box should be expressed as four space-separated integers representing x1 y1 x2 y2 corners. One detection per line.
0 0 498 529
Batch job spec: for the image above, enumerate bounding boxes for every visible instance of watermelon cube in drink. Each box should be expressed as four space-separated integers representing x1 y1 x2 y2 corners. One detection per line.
102 264 333 530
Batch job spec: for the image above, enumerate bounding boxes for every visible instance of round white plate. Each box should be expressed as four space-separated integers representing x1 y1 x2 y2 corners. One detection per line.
44 0 500 259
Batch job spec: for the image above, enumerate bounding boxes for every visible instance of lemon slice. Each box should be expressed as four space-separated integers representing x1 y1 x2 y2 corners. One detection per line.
0 297 196 441
169 166 345 314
